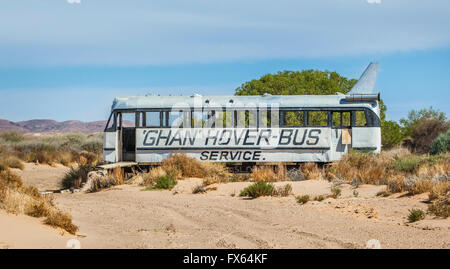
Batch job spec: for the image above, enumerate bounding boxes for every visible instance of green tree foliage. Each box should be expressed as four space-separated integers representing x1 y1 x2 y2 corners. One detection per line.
235 69 386 127
381 120 404 149
430 130 450 155
400 107 447 138
400 107 449 154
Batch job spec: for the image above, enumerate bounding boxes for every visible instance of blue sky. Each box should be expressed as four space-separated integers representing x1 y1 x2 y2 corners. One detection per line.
0 0 449 122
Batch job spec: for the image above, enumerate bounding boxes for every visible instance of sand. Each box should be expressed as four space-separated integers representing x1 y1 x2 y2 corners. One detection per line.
2 163 449 249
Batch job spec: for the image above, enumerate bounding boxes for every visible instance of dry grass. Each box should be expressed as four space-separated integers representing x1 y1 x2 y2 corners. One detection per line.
250 165 288 182
0 155 24 170
0 131 102 167
0 168 78 234
44 210 79 234
300 163 322 180
141 154 233 187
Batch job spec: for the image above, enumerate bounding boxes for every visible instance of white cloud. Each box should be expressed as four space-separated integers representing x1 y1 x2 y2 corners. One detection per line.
67 0 81 4
367 0 381 4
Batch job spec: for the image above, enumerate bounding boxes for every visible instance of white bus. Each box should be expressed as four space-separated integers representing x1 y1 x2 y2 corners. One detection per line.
103 63 381 166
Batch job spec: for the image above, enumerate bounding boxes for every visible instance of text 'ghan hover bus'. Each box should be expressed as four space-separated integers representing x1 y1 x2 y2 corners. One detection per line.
103 63 382 166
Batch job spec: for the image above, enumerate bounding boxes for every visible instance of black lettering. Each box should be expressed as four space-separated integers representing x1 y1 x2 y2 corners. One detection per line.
233 129 246 145
257 129 272 146
279 129 293 145
306 129 321 145
205 130 219 145
200 151 209 160
184 129 197 145
243 129 257 145
218 130 232 145
143 130 158 146
252 151 261 161
156 130 172 146
293 129 307 145
220 151 229 160
169 130 183 145
243 151 252 160
209 151 219 160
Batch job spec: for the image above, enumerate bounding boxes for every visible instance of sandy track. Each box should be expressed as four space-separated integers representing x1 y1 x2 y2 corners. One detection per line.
11 163 70 191
54 181 450 249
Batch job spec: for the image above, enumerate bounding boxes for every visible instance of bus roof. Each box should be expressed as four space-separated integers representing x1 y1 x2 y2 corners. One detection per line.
111 94 378 111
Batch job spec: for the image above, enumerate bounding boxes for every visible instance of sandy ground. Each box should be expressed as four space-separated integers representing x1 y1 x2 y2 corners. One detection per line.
11 163 70 191
2 163 450 249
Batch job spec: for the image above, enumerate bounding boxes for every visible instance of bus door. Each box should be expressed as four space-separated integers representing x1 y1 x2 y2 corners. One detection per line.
118 112 137 162
331 111 352 157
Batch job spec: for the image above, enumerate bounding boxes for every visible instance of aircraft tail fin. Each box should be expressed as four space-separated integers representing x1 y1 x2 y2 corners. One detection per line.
348 62 379 95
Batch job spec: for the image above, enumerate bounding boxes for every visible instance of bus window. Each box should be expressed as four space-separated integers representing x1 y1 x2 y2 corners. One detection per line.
332 112 341 127
169 110 184 128
284 111 305 126
121 113 136 127
355 111 367 127
105 113 116 131
217 111 232 128
145 112 160 127
343 112 351 127
307 111 328 126
259 110 270 128
191 111 204 128
235 110 256 128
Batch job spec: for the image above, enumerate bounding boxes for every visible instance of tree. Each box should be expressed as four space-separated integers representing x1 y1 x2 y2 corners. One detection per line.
235 69 386 125
400 106 447 138
400 107 449 154
381 120 404 149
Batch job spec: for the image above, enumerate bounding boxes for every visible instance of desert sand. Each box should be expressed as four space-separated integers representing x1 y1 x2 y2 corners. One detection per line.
1 163 449 249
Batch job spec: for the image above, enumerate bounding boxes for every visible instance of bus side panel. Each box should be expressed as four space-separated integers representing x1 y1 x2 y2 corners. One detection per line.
351 127 381 153
103 131 118 162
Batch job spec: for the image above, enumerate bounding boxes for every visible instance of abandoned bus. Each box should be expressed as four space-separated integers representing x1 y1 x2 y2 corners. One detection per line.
103 63 382 165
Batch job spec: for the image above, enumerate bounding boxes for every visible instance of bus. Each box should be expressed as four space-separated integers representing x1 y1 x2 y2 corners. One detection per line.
103 63 381 167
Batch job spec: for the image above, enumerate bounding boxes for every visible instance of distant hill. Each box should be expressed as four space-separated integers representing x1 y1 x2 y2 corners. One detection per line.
0 119 107 133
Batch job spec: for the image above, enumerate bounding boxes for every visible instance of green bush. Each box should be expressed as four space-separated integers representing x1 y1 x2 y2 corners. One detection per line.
407 208 425 223
155 175 178 190
296 195 310 204
313 195 325 202
239 181 275 199
430 130 450 155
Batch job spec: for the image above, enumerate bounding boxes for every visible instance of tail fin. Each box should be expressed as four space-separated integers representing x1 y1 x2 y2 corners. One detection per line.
348 62 379 94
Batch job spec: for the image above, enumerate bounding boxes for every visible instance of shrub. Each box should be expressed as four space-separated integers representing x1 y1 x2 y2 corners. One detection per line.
313 195 325 202
143 167 167 186
353 190 359 197
427 198 449 218
161 154 204 178
300 163 322 180
44 210 79 234
330 187 342 199
239 181 275 199
61 165 95 189
296 195 310 204
0 156 24 170
430 130 450 155
192 185 206 194
250 166 277 182
407 208 425 223
275 184 292 197
155 176 178 190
